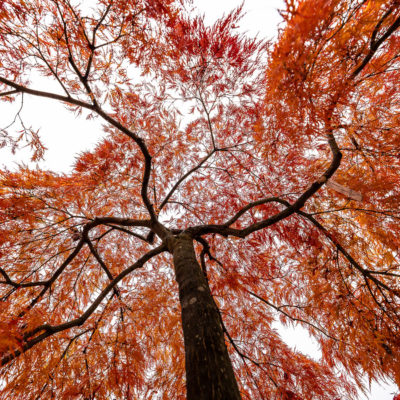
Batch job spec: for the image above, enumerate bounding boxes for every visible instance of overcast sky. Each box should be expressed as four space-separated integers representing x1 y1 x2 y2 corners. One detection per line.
0 1 397 398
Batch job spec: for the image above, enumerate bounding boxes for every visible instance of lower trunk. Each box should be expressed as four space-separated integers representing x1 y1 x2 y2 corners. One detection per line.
170 233 241 400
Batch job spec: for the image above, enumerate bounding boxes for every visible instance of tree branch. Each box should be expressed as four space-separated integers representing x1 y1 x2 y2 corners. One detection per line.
0 76 93 109
248 291 341 342
1 244 166 366
190 133 341 238
84 236 120 298
0 89 19 97
159 149 216 211
0 76 157 220
351 11 400 78
222 197 284 228
104 224 151 243
297 210 400 299
22 217 151 310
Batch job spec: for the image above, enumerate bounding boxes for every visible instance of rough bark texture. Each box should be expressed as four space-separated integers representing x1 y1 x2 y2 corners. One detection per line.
170 233 241 400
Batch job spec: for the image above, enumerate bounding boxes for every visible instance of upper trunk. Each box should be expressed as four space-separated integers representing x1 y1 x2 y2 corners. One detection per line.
169 233 241 400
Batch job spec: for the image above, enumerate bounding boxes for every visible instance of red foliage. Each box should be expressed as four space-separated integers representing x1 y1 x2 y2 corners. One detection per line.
0 0 400 399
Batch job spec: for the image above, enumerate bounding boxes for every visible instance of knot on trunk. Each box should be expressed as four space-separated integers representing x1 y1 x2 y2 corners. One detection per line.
166 232 192 253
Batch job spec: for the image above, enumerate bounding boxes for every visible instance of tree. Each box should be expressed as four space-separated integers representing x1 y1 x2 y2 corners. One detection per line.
0 0 400 398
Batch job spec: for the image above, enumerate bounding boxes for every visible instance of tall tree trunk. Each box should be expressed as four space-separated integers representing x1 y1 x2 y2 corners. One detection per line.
169 233 241 400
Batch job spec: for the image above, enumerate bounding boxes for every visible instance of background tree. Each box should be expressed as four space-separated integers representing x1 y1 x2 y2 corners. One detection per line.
0 0 400 399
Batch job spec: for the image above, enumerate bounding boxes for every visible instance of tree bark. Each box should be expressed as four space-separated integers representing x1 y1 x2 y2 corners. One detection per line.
170 233 241 400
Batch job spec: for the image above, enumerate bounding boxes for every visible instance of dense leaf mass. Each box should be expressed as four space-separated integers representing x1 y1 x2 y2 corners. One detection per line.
0 0 400 399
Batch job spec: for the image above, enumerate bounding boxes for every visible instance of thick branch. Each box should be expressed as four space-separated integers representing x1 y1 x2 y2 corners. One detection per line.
23 217 151 309
0 266 48 289
189 134 341 238
1 244 166 366
0 76 93 109
92 107 157 220
351 12 400 78
0 76 157 220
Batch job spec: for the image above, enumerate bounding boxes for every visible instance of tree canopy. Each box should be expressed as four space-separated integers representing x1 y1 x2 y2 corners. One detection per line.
1 0 400 399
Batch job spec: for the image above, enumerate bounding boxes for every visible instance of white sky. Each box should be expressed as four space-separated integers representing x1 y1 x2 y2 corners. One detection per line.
0 0 397 398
